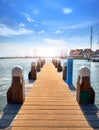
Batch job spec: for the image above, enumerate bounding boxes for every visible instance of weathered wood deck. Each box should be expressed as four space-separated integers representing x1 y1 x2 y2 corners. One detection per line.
10 63 93 130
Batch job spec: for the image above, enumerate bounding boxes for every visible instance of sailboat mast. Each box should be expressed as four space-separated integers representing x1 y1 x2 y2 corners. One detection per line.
90 27 93 50
97 33 99 47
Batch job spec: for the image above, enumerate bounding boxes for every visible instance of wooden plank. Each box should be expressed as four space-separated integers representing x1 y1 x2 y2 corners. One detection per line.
12 127 93 130
18 109 86 115
12 120 90 127
16 114 86 120
18 105 81 110
23 101 78 105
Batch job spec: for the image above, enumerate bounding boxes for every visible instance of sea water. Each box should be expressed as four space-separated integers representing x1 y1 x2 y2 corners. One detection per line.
0 58 37 111
0 58 99 112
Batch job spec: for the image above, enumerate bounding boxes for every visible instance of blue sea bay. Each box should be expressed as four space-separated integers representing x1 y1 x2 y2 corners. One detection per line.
0 58 99 112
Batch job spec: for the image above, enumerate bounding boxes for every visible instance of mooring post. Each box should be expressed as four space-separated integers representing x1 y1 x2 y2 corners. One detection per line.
37 60 41 72
52 59 58 68
52 59 54 65
52 59 56 66
76 66 95 104
57 60 62 72
41 59 45 68
63 62 67 81
28 62 37 80
7 66 25 103
67 58 73 85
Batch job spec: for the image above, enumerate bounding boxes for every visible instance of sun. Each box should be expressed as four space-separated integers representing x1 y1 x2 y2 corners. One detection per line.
37 47 58 57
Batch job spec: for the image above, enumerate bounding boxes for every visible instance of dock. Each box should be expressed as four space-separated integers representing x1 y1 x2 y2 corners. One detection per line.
0 63 95 130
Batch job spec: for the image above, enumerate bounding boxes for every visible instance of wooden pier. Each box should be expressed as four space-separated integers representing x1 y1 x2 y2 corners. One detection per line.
10 63 92 130
0 63 95 130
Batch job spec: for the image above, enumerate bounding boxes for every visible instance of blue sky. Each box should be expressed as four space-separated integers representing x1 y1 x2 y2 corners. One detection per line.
0 0 99 57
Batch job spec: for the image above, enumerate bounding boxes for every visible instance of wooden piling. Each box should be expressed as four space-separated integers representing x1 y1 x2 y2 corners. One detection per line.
28 62 37 80
76 66 95 104
7 66 25 104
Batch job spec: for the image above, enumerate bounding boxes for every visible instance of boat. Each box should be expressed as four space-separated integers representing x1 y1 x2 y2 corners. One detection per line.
91 33 99 62
91 56 99 62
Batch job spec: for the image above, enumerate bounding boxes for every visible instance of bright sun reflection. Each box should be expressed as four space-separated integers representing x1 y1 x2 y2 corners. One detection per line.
37 47 59 57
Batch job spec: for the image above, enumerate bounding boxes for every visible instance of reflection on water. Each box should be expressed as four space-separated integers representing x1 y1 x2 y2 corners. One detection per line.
0 58 99 111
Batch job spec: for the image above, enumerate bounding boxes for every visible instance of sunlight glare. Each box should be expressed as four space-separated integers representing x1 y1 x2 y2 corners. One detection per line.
37 47 58 57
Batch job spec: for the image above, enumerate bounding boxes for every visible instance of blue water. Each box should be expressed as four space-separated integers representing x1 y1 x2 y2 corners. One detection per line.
0 58 99 112
0 58 37 111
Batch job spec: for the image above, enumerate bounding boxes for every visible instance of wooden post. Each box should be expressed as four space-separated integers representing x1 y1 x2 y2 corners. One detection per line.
52 59 56 67
37 60 41 72
28 62 37 80
57 60 62 72
55 60 58 68
76 66 95 104
63 62 67 80
7 66 25 103
41 59 45 68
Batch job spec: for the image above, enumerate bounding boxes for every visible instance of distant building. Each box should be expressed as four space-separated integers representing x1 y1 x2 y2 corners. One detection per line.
83 49 94 58
69 49 84 59
94 49 99 57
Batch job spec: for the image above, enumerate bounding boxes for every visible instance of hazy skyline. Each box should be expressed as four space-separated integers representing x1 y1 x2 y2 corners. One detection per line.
0 0 99 57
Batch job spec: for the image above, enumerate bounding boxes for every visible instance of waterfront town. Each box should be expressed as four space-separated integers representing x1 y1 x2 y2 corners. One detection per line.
0 48 99 60
69 49 99 59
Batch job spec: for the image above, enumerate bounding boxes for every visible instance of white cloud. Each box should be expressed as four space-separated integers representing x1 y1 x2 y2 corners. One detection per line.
19 23 25 27
55 30 63 34
43 38 66 45
22 12 34 22
38 30 45 34
33 9 39 14
16 28 34 35
63 8 73 14
64 20 99 29
0 24 34 37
